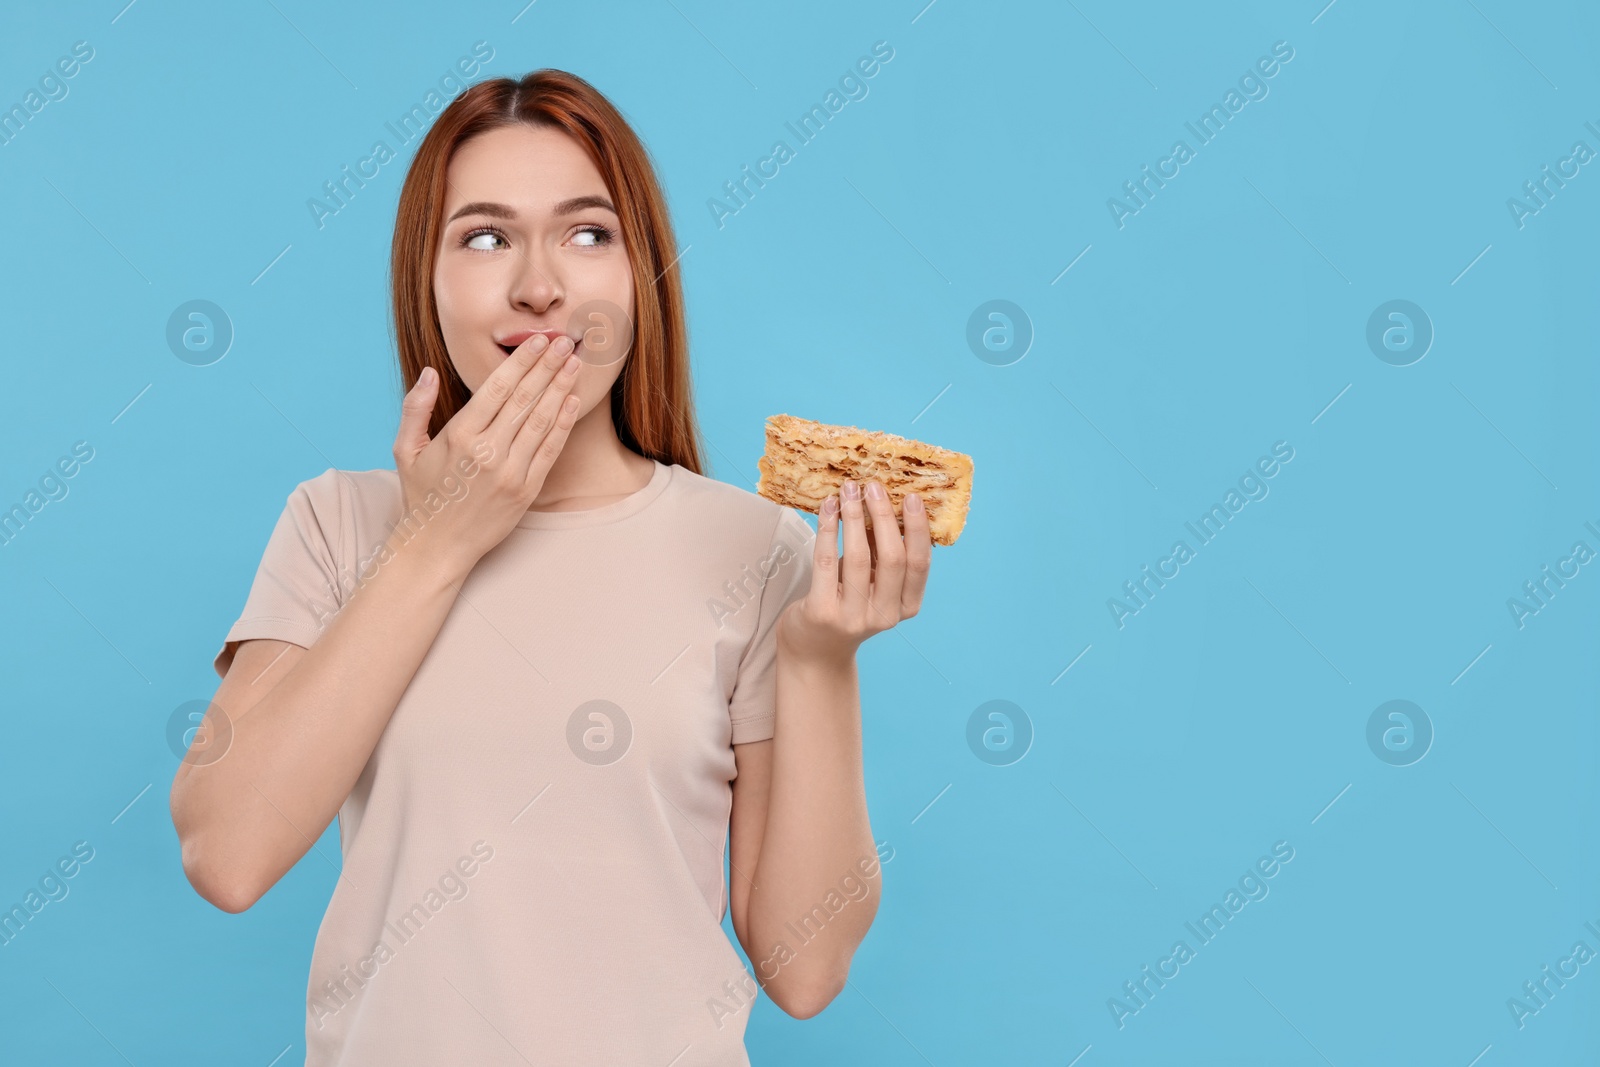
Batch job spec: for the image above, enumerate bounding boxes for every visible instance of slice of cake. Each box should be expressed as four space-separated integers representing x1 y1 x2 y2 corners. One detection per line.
755 413 974 546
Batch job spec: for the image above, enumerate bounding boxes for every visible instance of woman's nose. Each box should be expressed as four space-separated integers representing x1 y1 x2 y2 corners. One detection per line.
509 246 563 310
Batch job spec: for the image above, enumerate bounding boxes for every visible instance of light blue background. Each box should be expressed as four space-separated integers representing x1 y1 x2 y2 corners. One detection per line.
2 0 1596 1063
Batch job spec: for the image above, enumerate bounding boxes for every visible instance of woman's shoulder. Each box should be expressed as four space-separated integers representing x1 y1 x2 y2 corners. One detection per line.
291 466 399 497
670 462 774 516
666 462 814 542
284 467 402 523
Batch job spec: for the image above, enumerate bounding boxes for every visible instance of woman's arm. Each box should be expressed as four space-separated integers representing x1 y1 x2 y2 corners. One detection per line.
730 649 875 1018
171 338 584 912
171 542 470 912
730 479 932 1016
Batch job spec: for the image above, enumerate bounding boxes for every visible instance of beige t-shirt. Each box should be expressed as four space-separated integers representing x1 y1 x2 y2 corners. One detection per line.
212 457 817 1066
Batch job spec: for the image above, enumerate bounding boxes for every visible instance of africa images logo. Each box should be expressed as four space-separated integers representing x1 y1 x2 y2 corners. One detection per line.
1106 41 1296 229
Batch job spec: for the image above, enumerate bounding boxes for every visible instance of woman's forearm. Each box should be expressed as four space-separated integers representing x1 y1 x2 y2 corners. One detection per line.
172 528 470 909
746 643 880 1012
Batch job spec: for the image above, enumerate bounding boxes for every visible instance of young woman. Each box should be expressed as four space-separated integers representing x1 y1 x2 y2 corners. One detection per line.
170 69 933 1065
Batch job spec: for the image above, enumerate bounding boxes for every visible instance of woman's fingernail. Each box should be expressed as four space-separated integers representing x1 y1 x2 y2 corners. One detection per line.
865 480 886 500
822 495 839 518
842 479 860 501
906 493 923 513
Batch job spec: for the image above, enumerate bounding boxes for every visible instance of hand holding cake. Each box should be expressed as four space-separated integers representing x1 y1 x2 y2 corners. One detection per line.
760 413 974 662
755 413 975 546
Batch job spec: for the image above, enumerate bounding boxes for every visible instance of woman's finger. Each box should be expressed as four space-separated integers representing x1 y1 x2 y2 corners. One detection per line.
862 480 906 628
392 365 438 471
506 349 584 478
837 479 871 619
449 333 552 436
810 494 841 602
899 492 933 616
487 336 572 448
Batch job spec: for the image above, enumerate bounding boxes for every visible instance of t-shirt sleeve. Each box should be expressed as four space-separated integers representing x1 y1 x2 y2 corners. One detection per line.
212 470 347 679
728 506 817 744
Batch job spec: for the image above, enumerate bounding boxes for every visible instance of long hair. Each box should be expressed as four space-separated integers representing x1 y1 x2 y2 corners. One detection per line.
389 69 705 475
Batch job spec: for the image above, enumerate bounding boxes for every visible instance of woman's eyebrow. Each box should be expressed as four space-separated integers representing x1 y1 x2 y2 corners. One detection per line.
447 201 514 224
552 194 617 216
446 195 617 225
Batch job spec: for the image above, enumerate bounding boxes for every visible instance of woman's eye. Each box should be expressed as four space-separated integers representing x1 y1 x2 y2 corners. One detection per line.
462 229 505 251
572 225 616 248
458 224 613 251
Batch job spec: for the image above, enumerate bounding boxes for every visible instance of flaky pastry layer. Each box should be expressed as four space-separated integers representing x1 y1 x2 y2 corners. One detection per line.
755 413 974 546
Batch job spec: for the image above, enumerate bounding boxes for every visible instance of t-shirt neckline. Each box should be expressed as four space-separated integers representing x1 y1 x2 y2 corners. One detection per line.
513 458 672 530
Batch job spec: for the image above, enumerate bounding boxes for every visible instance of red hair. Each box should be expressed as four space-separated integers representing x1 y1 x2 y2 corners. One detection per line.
389 69 705 474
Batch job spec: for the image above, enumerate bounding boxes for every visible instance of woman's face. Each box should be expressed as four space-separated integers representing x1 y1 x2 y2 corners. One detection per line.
433 123 635 410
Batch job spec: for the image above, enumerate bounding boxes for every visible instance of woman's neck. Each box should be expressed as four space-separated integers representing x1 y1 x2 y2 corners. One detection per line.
526 398 656 512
